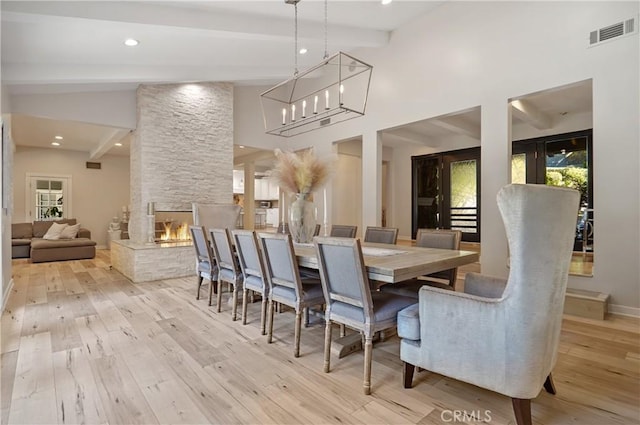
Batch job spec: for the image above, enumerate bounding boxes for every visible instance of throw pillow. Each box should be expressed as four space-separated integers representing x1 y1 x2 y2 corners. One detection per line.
59 223 81 239
42 222 68 240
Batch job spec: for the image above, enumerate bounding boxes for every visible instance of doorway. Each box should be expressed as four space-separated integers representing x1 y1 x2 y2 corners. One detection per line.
412 147 481 242
512 129 593 251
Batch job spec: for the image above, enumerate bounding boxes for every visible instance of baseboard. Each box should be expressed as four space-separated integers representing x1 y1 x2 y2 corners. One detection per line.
2 278 15 311
96 244 108 250
608 304 640 318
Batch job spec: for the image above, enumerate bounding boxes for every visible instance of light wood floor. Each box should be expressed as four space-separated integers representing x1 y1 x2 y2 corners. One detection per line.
2 250 638 425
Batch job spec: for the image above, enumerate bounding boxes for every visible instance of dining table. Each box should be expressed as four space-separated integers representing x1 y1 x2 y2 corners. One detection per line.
292 240 480 357
293 241 480 283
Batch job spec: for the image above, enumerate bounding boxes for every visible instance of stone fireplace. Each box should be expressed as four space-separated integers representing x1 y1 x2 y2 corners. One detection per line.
112 82 233 282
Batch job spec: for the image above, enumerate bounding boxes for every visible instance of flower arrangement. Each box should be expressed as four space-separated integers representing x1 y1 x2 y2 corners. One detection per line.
270 149 330 194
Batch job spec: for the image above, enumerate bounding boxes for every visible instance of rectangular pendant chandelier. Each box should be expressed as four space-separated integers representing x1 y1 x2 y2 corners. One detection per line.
260 51 373 138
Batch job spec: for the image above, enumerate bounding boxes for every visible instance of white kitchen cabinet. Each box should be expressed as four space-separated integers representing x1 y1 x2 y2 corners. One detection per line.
268 179 280 200
233 170 244 194
255 179 269 200
265 208 279 226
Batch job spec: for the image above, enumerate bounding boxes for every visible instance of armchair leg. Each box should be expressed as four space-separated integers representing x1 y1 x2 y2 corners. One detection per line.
511 398 532 425
323 320 332 373
543 373 556 395
363 336 373 395
339 324 346 338
403 362 415 388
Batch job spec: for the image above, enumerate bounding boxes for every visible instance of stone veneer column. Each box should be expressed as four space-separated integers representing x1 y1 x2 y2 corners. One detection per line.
129 82 233 243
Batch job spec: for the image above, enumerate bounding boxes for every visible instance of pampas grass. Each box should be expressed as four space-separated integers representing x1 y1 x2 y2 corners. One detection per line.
270 149 330 194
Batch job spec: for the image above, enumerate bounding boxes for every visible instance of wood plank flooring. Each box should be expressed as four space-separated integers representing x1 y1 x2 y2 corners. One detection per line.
2 250 638 424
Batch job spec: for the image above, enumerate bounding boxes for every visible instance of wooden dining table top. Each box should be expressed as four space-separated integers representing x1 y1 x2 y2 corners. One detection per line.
293 241 479 284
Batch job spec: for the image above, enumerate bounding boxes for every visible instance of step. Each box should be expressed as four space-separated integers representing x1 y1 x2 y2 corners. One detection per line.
564 288 609 320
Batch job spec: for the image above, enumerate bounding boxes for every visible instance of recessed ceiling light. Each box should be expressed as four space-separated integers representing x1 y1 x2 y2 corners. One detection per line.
381 0 393 4
115 142 123 147
239 145 245 149
124 38 139 47
55 135 63 140
299 48 308 55
51 142 60 146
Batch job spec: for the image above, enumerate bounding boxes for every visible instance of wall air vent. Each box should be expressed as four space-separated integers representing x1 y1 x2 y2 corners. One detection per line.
86 162 101 169
589 17 637 47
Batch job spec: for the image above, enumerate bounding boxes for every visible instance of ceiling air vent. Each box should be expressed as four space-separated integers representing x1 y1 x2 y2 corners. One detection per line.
589 17 637 47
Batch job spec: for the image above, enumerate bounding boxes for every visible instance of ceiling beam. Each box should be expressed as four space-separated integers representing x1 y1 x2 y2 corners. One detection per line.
429 116 481 140
89 129 130 160
234 150 277 167
1 3 388 47
511 99 553 130
382 130 431 147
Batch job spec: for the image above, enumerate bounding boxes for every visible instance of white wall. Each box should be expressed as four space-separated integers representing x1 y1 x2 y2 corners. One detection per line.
13 147 130 247
235 2 640 312
1 81 13 308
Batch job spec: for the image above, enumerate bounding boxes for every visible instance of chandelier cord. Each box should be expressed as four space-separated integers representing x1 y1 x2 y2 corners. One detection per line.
294 2 299 76
323 0 328 59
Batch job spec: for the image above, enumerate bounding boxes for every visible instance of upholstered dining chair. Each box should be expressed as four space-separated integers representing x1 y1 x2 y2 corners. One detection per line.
209 228 244 321
314 237 416 395
380 229 462 298
189 225 218 305
397 184 580 425
329 224 357 238
364 226 398 244
232 230 269 334
258 233 325 357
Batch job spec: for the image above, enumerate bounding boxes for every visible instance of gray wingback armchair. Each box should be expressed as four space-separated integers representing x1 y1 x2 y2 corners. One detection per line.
397 184 580 425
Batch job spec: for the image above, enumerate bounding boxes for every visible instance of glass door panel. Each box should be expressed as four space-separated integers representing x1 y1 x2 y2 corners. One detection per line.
413 147 480 242
512 130 593 252
449 159 478 236
412 156 440 235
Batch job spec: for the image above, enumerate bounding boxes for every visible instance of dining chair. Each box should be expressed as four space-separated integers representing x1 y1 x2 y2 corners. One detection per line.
189 225 218 305
258 233 325 357
397 184 580 425
363 226 398 244
380 229 462 298
209 228 244 320
329 224 357 238
314 236 416 395
232 229 269 334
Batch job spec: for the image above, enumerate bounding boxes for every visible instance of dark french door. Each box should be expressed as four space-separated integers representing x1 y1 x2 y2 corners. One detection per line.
512 129 593 251
412 147 481 242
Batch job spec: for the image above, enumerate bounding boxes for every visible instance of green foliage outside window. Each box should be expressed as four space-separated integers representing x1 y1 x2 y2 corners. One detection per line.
546 166 588 204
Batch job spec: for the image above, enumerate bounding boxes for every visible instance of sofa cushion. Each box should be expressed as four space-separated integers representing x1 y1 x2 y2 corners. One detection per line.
31 238 97 249
12 223 33 239
32 219 77 238
11 238 31 246
43 222 68 240
397 303 421 341
60 223 81 239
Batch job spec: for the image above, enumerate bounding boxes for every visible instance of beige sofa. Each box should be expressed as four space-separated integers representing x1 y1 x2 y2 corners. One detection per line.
12 219 96 263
